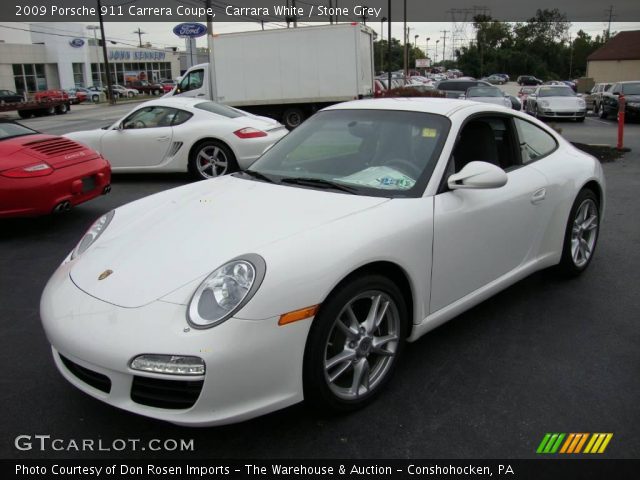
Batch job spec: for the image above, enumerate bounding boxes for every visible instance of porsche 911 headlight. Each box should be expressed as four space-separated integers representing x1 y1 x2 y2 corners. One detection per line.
539 100 549 107
577 98 586 107
70 210 114 260
187 254 266 328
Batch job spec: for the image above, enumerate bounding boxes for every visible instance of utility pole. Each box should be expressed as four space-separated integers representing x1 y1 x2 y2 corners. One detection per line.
292 0 298 27
441 30 449 63
435 39 440 64
568 33 574 78
86 25 101 87
425 37 430 61
380 17 387 74
97 0 115 104
133 27 146 48
605 5 614 39
387 0 392 91
403 0 407 76
206 0 218 101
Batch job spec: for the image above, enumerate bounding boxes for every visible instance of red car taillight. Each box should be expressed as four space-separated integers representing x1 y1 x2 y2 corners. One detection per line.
1 162 53 178
233 128 267 139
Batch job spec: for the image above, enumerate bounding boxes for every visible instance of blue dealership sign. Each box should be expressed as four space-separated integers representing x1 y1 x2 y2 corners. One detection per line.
173 23 207 38
69 38 85 48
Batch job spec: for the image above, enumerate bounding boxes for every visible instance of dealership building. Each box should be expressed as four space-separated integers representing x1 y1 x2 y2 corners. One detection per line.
586 30 640 83
0 23 181 95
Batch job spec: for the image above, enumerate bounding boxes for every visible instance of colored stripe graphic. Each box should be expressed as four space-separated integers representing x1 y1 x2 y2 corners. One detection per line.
536 433 565 454
537 433 613 454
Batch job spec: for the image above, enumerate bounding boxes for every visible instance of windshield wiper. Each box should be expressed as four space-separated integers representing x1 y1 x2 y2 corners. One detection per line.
236 170 276 183
280 177 358 194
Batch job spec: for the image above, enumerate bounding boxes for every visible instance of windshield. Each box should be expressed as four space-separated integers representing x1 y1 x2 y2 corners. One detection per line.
0 122 37 141
622 82 640 95
247 109 450 198
538 86 576 97
467 87 502 97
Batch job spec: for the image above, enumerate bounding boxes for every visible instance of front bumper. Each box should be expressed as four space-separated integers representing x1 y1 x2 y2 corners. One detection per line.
40 262 312 426
537 109 586 119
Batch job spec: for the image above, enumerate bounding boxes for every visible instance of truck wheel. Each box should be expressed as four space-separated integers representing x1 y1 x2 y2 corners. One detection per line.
153 89 161 96
283 108 305 129
46 105 56 115
188 140 238 180
92 94 99 103
55 103 68 114
17 110 31 119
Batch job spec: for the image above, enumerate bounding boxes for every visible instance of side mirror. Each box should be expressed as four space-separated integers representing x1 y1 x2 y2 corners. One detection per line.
448 161 508 190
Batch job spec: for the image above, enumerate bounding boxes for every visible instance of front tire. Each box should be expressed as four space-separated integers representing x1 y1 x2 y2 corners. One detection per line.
282 108 305 130
599 104 608 119
188 140 238 180
556 189 600 276
303 274 407 413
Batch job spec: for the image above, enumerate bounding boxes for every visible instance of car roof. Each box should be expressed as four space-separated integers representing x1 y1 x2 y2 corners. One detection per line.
129 96 217 111
324 97 500 117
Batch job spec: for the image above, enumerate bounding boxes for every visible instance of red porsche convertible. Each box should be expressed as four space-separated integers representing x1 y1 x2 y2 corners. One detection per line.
0 120 111 218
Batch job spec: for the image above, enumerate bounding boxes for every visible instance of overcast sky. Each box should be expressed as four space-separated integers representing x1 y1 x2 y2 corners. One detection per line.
1 21 638 61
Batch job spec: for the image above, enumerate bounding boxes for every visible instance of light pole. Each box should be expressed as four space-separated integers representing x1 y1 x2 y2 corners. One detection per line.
435 39 440 65
414 34 419 48
380 17 387 74
426 37 430 61
86 25 101 88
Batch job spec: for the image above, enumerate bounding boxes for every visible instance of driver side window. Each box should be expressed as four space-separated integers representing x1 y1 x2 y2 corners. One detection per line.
178 70 204 93
122 106 178 129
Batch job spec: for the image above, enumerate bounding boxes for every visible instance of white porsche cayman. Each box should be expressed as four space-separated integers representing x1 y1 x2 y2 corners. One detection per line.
41 98 605 426
64 97 288 180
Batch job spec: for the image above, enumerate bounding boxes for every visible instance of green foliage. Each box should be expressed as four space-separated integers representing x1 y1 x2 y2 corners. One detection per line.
374 38 429 73
455 10 606 79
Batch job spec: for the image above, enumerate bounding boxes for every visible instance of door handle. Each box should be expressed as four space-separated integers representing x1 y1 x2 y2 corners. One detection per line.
196 93 206 97
156 136 170 141
531 188 546 204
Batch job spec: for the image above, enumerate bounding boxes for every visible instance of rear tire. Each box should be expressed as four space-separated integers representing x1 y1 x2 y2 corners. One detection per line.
282 108 305 130
303 274 407 413
188 140 238 180
55 103 68 114
556 189 600 277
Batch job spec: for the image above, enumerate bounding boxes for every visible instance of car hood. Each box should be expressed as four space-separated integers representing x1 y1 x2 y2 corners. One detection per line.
539 97 583 109
69 175 389 308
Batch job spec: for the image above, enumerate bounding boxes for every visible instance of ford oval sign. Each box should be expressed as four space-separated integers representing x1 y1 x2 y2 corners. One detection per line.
173 23 207 38
69 38 85 48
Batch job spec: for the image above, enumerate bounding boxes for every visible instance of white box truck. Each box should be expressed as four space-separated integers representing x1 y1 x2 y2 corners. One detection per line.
171 23 375 129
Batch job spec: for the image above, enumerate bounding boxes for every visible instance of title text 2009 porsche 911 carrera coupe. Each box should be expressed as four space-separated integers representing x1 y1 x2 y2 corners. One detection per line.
0 120 110 218
41 98 605 426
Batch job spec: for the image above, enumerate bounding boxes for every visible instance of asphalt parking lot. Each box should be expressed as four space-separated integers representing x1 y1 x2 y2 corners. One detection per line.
1 104 639 460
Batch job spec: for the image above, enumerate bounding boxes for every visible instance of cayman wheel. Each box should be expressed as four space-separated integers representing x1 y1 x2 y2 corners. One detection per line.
303 274 407 412
188 140 238 180
557 189 600 276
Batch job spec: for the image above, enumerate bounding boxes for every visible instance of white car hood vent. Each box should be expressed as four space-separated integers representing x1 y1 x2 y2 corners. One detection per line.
69 176 388 308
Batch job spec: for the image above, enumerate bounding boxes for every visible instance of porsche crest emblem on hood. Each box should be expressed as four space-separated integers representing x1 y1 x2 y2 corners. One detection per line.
98 269 113 281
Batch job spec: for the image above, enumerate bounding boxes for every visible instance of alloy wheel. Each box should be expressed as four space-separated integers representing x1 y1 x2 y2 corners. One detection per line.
323 291 400 400
570 198 599 268
196 145 229 178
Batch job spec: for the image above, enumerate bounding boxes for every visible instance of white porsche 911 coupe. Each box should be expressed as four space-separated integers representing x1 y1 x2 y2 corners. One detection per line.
64 97 288 180
41 98 605 426
524 85 587 122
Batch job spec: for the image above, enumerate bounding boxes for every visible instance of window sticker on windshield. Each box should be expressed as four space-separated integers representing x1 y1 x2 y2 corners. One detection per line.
422 128 437 138
337 166 416 190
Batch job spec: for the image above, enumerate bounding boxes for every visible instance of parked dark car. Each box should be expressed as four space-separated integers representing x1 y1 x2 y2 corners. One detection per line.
517 75 543 86
600 81 640 121
435 79 492 98
125 80 163 96
0 89 24 103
